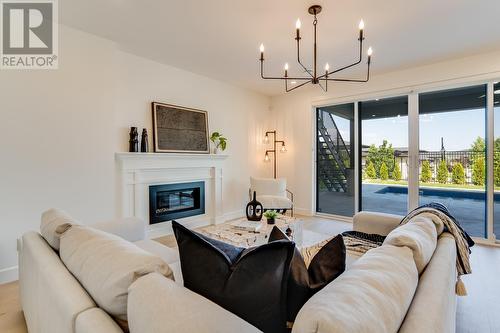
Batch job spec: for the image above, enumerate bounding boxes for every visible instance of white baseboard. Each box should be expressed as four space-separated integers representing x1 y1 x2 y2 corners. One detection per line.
294 207 314 216
0 266 18 284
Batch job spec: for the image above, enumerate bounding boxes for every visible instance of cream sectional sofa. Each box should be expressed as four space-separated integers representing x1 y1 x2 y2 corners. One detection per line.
18 217 257 333
18 211 457 333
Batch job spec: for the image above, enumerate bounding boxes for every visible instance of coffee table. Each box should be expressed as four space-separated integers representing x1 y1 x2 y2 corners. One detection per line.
201 215 305 249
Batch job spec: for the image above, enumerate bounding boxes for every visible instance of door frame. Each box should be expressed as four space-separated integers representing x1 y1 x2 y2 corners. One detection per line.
311 75 500 244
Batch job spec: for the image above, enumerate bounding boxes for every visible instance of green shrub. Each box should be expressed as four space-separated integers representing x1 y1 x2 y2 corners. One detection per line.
421 160 432 182
365 161 376 179
393 162 402 181
380 162 389 180
451 163 465 185
437 160 448 184
472 157 485 186
495 164 500 187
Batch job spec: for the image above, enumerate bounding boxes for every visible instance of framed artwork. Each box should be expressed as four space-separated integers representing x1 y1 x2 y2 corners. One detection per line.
152 102 209 153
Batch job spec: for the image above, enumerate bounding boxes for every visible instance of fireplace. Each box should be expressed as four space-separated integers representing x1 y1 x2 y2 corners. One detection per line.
149 181 205 224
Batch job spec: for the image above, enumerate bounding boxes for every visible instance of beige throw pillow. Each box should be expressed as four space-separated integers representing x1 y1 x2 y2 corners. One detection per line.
59 225 174 327
383 216 437 274
40 208 76 250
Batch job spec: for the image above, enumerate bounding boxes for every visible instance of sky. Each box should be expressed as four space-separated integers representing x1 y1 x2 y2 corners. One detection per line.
330 104 500 152
359 108 500 151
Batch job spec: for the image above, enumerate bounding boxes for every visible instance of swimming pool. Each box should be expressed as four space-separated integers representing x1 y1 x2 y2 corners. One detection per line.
375 185 494 201
361 183 498 238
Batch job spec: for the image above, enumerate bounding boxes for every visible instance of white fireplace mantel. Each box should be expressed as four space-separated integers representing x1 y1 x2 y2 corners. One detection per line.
115 152 228 238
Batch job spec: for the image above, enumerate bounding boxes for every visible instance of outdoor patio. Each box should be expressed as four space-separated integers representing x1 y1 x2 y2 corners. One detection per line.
318 183 500 238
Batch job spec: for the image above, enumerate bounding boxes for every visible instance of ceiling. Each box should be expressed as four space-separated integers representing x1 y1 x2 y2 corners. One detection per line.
60 0 500 96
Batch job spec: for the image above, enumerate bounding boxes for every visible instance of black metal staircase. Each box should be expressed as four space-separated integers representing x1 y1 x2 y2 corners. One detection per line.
317 112 350 192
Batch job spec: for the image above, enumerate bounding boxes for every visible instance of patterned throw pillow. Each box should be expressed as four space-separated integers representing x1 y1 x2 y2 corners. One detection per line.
269 227 346 325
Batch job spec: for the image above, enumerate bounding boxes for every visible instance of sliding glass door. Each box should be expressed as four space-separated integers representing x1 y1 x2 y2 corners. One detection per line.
494 82 500 240
359 96 408 215
316 104 355 217
418 85 487 238
315 80 499 241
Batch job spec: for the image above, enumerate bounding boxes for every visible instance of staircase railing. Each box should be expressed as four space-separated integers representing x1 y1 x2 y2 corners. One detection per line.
327 113 350 168
317 111 350 192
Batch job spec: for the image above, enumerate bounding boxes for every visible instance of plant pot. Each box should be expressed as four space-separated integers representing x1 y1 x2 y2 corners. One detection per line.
213 147 219 154
266 217 275 225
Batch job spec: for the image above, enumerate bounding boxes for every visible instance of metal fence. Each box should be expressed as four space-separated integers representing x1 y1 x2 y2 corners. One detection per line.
419 150 486 167
362 150 495 185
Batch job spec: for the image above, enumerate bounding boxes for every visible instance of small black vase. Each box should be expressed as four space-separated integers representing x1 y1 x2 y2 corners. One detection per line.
246 191 263 221
129 127 139 152
140 128 149 152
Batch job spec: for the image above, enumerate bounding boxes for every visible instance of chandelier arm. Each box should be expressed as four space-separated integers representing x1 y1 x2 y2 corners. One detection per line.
316 38 364 80
296 39 313 78
322 60 371 82
286 80 311 92
260 60 311 80
318 81 327 92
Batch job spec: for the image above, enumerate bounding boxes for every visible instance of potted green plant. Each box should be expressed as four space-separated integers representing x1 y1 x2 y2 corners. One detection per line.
263 210 278 225
210 132 227 154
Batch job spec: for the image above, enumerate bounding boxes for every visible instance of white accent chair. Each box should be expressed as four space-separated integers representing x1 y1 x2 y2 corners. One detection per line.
249 177 294 216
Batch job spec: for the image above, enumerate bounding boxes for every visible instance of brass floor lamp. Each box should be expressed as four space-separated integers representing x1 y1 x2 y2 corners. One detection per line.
264 130 286 178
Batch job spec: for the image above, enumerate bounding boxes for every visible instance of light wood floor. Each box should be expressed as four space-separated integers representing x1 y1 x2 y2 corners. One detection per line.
0 281 27 333
1 216 499 332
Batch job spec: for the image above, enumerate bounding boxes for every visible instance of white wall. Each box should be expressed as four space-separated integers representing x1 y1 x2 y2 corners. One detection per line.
270 50 500 215
0 25 270 283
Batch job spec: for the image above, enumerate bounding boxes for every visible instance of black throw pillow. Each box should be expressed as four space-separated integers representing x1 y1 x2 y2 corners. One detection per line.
269 227 346 324
172 221 295 333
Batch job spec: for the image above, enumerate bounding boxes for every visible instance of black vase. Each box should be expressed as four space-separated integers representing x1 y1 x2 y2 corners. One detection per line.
246 191 263 221
129 127 139 152
141 128 149 152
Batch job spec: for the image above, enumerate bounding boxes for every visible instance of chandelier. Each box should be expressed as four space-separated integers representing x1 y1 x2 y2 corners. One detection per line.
259 5 373 93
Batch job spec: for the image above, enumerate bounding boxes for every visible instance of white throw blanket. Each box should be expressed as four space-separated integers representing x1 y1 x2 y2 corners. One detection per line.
400 206 473 295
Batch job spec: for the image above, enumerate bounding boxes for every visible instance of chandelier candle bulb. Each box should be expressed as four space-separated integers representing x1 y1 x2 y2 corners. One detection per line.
359 19 364 40
295 19 301 39
259 44 264 60
359 19 365 30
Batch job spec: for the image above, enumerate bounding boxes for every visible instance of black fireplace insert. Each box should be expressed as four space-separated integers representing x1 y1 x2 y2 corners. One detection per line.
149 181 205 224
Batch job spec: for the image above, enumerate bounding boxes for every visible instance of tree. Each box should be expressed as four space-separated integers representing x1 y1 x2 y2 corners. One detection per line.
393 162 402 181
494 138 500 179
495 164 500 187
378 140 395 177
366 144 380 177
437 160 448 184
472 157 485 186
421 160 432 183
471 137 486 174
471 137 486 152
365 140 395 178
380 162 389 180
365 161 376 179
451 163 465 185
